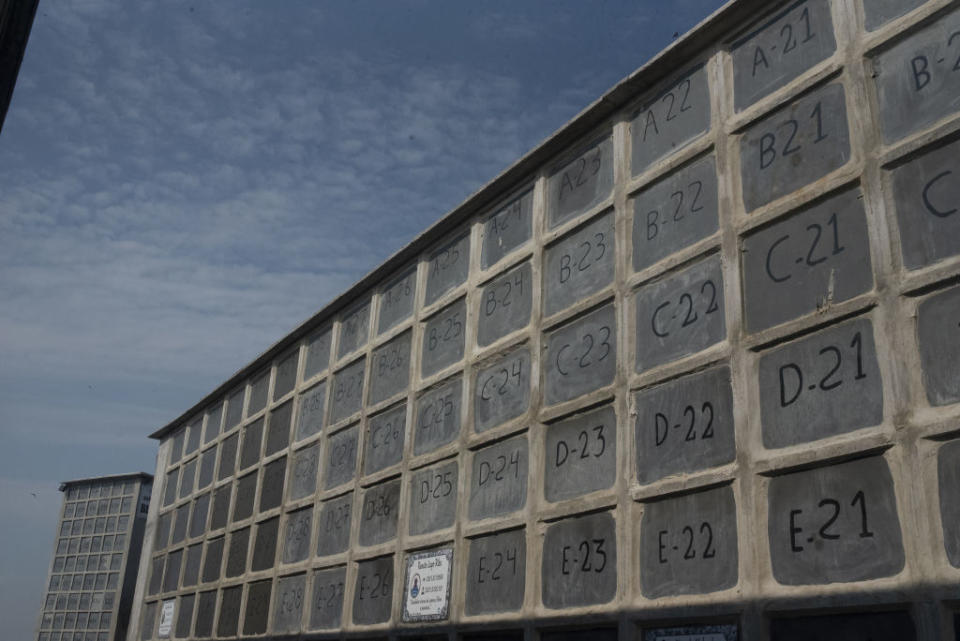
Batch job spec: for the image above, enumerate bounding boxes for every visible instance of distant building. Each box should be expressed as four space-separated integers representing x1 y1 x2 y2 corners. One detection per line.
36 473 153 641
0 0 39 134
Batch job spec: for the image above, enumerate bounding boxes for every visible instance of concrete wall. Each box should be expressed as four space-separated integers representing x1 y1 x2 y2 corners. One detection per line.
130 0 960 639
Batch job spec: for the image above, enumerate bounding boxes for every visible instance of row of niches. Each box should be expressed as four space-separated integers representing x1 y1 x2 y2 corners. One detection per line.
62 497 136 519
54 533 128 557
38 610 114 635
57 515 132 539
47 572 122 594
64 480 137 501
42 590 116 613
48 553 124 580
138 448 957 638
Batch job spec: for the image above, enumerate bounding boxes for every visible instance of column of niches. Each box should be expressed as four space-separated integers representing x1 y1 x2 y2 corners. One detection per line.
721 0 923 638
859 0 960 635
618 36 746 637
452 175 540 637
527 103 624 630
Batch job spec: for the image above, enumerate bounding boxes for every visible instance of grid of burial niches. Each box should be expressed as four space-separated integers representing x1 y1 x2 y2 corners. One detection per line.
140 0 960 637
39 479 142 641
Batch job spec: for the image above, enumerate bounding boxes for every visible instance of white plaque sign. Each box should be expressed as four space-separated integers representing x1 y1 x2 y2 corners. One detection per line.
158 599 175 637
644 625 737 641
402 547 453 622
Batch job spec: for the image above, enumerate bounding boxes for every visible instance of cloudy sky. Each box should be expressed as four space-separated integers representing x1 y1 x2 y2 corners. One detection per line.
0 0 725 636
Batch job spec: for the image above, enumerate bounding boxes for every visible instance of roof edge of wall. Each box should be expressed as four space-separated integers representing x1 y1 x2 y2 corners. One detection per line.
150 0 753 441
58 472 154 492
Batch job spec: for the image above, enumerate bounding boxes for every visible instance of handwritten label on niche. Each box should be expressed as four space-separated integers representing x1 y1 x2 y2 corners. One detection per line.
414 377 462 456
364 404 406 475
421 298 465 377
352 556 393 625
482 189 533 269
425 234 470 305
544 211 615 317
768 456 905 585
368 331 410 405
547 136 614 229
328 359 365 424
466 528 526 615
474 346 530 433
358 479 400 547
740 82 849 212
402 548 453 622
634 366 735 485
742 188 873 332
631 66 711 174
309 566 345 630
873 8 960 143
640 485 738 598
337 302 370 359
541 511 617 609
378 268 416 334
478 261 532 347
468 435 528 520
544 304 616 406
758 317 882 448
731 0 836 110
635 254 725 371
917 285 960 406
409 460 458 536
544 405 617 502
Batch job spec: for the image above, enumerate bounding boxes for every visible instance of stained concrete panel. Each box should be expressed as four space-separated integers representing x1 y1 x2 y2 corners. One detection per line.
296 382 326 442
632 154 719 273
195 590 216 637
545 404 617 502
162 548 182 593
634 366 736 484
369 330 411 405
891 137 960 270
205 402 223 444
210 484 231 531
265 400 292 457
541 511 617 608
758 317 882 448
202 537 224 583
421 299 466 377
409 460 458 535
140 601 156 641
274 349 298 401
545 212 615 317
197 447 215 490
171 503 189 545
325 425 359 490
310 566 346 630
289 443 319 501
317 493 353 557
282 507 313 564
359 479 400 547
225 527 250 578
769 610 916 641
768 456 904 584
873 8 960 142
425 233 470 306
414 377 462 456
252 516 279 571
477 261 533 346
233 472 257 523
547 136 615 228
742 188 873 332
189 492 210 539
338 301 370 359
249 370 269 416
304 329 332 380
482 189 533 270
272 573 306 634
378 268 417 335
217 433 238 482
155 510 172 551
183 543 202 588
465 528 526 615
243 579 271 635
731 0 837 111
225 387 245 431
217 585 242 638
469 435 528 520
937 440 960 567
329 358 366 424
162 470 177 508
864 0 926 31
544 304 617 405
635 255 725 371
259 456 287 513
364 404 406 476
631 65 711 174
175 592 194 638
474 346 531 433
239 418 264 471
740 82 850 212
640 485 738 598
353 556 394 625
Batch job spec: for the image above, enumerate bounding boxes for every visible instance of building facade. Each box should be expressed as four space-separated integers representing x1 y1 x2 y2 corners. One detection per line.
37 473 153 641
129 0 960 639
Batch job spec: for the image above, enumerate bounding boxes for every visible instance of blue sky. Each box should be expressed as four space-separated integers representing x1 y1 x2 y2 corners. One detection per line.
0 0 726 636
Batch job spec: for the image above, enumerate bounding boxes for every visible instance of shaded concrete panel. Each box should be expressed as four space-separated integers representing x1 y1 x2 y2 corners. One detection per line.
243 579 271 635
414 377 462 456
541 511 617 608
864 0 927 31
265 400 292 457
259 456 287 513
272 573 306 635
544 212 615 317
310 566 346 630
481 189 533 270
767 456 904 584
216 585 242 637
547 136 615 229
364 403 406 475
421 298 466 377
338 301 370 359
251 516 279 572
477 261 532 347
248 369 269 416
544 304 617 405
742 188 873 332
634 366 736 485
317 492 353 557
640 485 738 598
465 528 526 615
409 460 458 536
631 65 711 174
304 328 331 380
359 479 400 548
289 443 319 501
282 506 313 565
468 435 528 520
352 556 393 625
369 330 411 405
239 418 264 471
937 439 960 567
758 317 882 448
296 381 326 442
425 233 470 306
545 405 617 502
324 425 359 490
194 590 216 638
378 268 417 335
632 155 719 273
474 346 531 434
274 350 298 401
329 358 366 424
